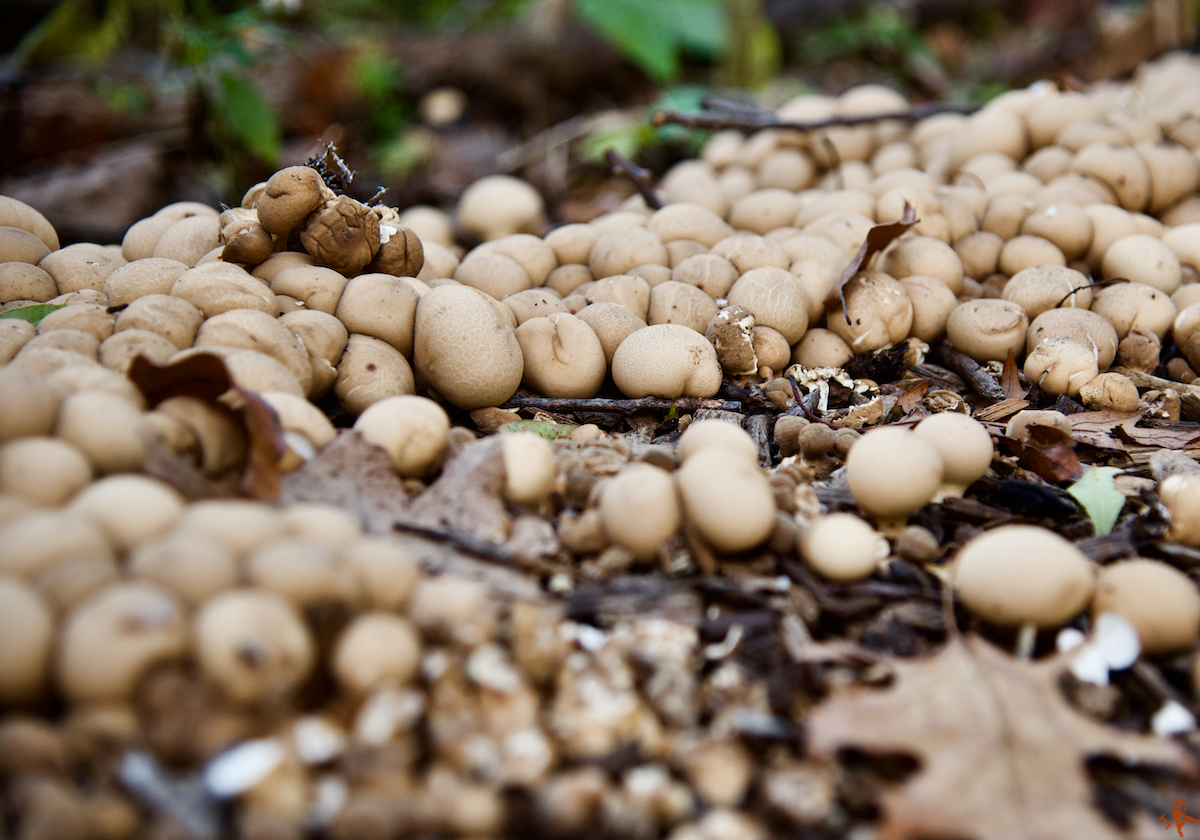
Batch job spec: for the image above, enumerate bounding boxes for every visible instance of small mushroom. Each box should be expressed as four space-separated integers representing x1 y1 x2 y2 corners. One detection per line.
0 367 61 443
1101 234 1183 294
725 267 811 345
676 447 775 554
0 578 54 703
456 175 545 241
1091 559 1200 654
69 476 184 555
354 395 450 478
1026 307 1119 370
1160 474 1200 547
515 313 607 398
331 612 422 695
912 412 994 498
368 208 424 277
54 390 151 475
1079 372 1140 411
1001 264 1093 320
1023 336 1099 397
575 303 647 367
598 463 681 562
57 582 187 703
827 270 912 353
256 166 334 236
128 531 238 607
300 195 381 276
175 500 285 557
194 589 315 704
0 437 93 506
611 325 722 399
704 305 757 376
341 535 420 612
798 513 887 581
845 426 943 533
953 525 1094 628
677 419 759 465
945 299 1029 363
502 431 556 507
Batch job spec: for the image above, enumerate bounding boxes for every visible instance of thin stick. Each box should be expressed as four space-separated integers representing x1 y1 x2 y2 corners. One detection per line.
788 375 836 428
500 394 739 414
605 149 667 210
932 345 1007 400
652 100 980 134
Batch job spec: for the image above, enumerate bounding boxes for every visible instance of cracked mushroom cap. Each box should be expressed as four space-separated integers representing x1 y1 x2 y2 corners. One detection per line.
611 324 722 399
953 525 1094 628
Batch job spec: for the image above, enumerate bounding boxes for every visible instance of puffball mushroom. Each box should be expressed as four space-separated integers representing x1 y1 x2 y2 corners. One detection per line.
599 463 682 562
0 437 93 507
677 419 760 465
331 612 422 695
515 313 607 398
334 334 416 416
0 578 54 703
912 412 994 498
193 589 315 704
676 447 776 554
56 583 187 703
68 476 184 554
501 432 556 507
457 175 545 241
798 513 888 581
1101 234 1183 294
945 299 1029 363
1160 474 1200 547
611 324 722 399
953 525 1094 628
845 425 944 533
412 285 524 410
354 395 450 479
256 166 334 236
1023 336 1100 397
1025 307 1119 370
827 270 913 353
1092 559 1200 654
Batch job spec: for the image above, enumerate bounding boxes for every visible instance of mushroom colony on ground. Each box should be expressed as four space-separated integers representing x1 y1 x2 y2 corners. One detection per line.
4 52 1200 840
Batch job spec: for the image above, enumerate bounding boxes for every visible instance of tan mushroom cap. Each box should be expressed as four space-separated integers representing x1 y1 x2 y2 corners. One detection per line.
0 262 56 303
647 281 720 334
953 525 1094 628
1161 474 1200 547
725 267 811 345
1090 281 1176 340
599 462 682 562
454 250 533 299
245 537 358 607
115 294 203 350
152 214 221 267
945 299 1030 363
575 303 647 367
175 499 285 557
647 203 734 248
103 258 189 307
0 227 51 266
332 612 422 695
827 270 913 354
799 513 888 581
672 254 739 299
0 578 54 703
792 328 854 368
456 174 545 241
1092 559 1200 654
0 437 93 506
194 588 315 704
544 223 600 266
54 390 150 475
900 274 959 343
586 274 651 321
57 582 187 703
1019 202 1094 262
1026 307 1119 370
412 284 523 410
913 412 994 498
69 476 185 554
354 395 450 478
39 243 121 295
171 263 279 318
503 288 568 325
0 366 61 443
1024 336 1100 397
0 196 59 252
611 324 722 399
269 265 348 315
335 334 416 417
515 313 606 399
256 166 332 235
677 419 759 465
1101 234 1183 294
99 329 180 374
846 426 943 531
676 447 776 554
501 431 556 507
881 235 965 295
1001 264 1093 321
128 530 238 607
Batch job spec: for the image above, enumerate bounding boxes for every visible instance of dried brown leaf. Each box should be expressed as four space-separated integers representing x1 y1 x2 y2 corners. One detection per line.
896 379 931 416
973 398 1030 423
279 431 410 532
1000 425 1083 483
1000 349 1027 400
806 635 1193 840
405 435 510 544
129 352 231 407
826 202 918 323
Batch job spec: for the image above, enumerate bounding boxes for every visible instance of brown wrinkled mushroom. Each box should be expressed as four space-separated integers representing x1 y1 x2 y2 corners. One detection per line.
368 207 425 277
256 166 335 236
300 196 381 276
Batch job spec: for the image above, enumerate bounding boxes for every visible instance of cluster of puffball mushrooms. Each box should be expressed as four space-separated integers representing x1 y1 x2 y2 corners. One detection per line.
5 50 1200 840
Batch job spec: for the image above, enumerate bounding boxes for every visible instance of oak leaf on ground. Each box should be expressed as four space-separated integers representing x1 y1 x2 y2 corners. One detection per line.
806 635 1193 840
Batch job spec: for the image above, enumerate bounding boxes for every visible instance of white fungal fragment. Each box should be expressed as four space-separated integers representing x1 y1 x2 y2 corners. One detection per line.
355 686 425 745
1152 701 1197 737
292 716 345 765
203 738 286 798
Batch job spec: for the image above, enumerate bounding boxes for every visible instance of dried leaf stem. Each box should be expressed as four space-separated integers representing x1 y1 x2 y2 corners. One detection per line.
605 148 667 209
652 100 979 133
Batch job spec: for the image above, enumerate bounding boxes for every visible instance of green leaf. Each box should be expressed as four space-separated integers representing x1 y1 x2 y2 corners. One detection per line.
217 71 281 162
0 303 68 325
575 0 680 83
652 0 728 57
1067 466 1125 536
499 421 574 440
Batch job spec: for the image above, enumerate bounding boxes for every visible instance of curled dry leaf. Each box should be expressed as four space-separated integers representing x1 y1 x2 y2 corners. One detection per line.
999 424 1083 483
806 635 1194 840
826 201 918 324
128 353 286 501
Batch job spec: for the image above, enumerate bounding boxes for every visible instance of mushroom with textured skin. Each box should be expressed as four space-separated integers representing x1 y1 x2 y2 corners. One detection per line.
335 274 420 356
1079 372 1140 411
193 589 315 704
611 324 722 399
245 538 358 608
704 306 758 376
115 294 203 350
0 367 61 443
672 254 740 299
1001 264 1093 320
354 395 450 478
792 329 854 368
1025 307 1119 370
0 320 35 364
913 412 994 498
259 391 336 467
881 236 965 295
846 425 943 533
1092 559 1200 654
575 303 647 366
0 196 59 252
368 208 424 277
219 207 274 266
953 525 1094 628
946 299 1030 363
900 275 959 343
1091 282 1176 340
827 271 912 353
152 215 220 267
69 476 184 554
1161 474 1200 547
1101 234 1183 294
515 313 607 398
300 195 381 276
647 281 720 334
599 463 682 562
171 262 279 319
412 285 524 410
799 513 888 581
334 334 416 417
57 583 187 703
725 267 811 345
256 166 334 236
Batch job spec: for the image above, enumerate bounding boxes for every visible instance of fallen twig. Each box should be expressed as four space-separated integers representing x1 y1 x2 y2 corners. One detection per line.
500 394 740 414
931 345 1007 400
653 100 980 134
605 148 666 209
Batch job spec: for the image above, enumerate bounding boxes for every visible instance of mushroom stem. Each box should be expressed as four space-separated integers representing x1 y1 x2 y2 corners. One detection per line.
1016 622 1037 660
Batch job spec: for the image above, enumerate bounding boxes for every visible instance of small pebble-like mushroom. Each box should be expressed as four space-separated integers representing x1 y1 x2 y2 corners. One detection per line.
114 294 203 350
945 299 1029 362
175 500 285 557
354 394 450 478
1024 336 1099 397
502 432 556 507
1025 307 1119 370
1101 234 1182 294
599 463 682 562
335 334 416 416
1001 264 1093 320
1079 372 1140 411
725 267 811 345
900 274 959 343
342 535 420 612
611 325 722 399
798 513 887 581
1091 282 1177 340
0 367 61 443
57 583 187 703
1160 474 1200 546
953 525 1094 628
54 390 151 475
827 270 913 353
408 576 497 648
0 578 54 703
1091 559 1200 654
575 303 647 366
0 437 93 506
128 531 238 607
676 447 775 554
256 166 334 236
368 210 424 277
677 419 759 465
456 175 545 241
845 425 943 533
193 589 315 704
516 313 607 398
912 412 994 498
331 613 422 695
68 476 184 554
